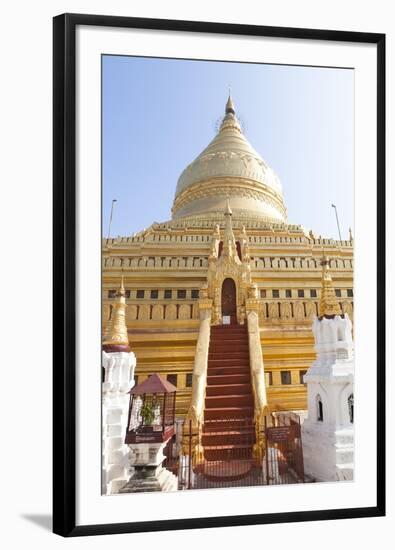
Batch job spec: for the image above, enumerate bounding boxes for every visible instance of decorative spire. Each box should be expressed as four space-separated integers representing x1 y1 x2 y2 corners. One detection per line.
319 257 342 318
103 276 130 352
225 93 235 114
119 273 125 295
240 225 250 262
209 224 221 260
219 94 242 134
222 198 238 260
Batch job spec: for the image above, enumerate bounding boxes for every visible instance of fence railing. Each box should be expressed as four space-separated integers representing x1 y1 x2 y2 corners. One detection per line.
264 413 305 484
163 414 305 490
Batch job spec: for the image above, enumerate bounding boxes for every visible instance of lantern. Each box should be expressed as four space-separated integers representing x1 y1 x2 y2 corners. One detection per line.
125 374 177 445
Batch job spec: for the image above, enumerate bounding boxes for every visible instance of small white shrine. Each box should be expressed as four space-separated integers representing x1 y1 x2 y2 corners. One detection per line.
302 258 354 482
102 277 136 494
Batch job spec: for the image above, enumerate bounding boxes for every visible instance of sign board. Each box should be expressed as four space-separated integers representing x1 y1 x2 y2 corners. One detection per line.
266 425 299 443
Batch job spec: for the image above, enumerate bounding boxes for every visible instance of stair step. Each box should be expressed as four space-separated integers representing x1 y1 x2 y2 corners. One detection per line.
210 336 248 340
210 337 248 341
207 373 251 385
204 423 254 434
207 370 249 376
208 354 250 360
208 364 250 374
203 443 254 451
211 325 247 335
205 394 254 409
208 366 249 372
208 362 249 367
209 339 248 345
210 334 248 339
210 333 248 345
208 357 250 367
208 362 250 366
209 344 249 352
206 383 252 396
208 347 250 361
208 360 249 366
204 445 253 461
202 431 255 446
208 360 250 366
204 406 254 421
209 353 247 359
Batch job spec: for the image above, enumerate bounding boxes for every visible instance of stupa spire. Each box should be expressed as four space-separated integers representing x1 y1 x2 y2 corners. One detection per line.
225 92 235 114
218 93 242 135
319 257 342 318
103 275 130 351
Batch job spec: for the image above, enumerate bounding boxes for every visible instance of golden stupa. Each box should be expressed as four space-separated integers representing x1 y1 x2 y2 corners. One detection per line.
102 96 354 416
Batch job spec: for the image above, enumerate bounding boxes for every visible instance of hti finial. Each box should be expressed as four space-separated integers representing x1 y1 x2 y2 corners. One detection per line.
225 92 235 114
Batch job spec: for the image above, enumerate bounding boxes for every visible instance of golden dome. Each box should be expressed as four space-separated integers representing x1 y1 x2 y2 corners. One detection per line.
172 96 287 224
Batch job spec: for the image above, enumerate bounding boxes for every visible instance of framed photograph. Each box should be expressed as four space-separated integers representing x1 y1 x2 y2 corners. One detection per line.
53 13 385 537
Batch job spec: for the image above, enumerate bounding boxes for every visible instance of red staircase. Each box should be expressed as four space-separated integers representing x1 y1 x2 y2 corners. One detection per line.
201 324 255 477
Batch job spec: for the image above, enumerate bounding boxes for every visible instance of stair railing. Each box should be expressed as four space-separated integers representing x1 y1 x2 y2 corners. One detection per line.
182 299 212 463
246 304 268 461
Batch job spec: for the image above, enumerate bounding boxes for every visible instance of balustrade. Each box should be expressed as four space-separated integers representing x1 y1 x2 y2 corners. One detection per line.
102 298 211 322
103 253 352 271
102 255 209 269
260 300 353 321
251 256 352 270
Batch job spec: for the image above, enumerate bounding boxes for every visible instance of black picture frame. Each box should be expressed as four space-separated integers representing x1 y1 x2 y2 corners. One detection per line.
53 13 386 537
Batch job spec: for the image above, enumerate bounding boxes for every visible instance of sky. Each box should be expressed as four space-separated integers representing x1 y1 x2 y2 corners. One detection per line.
102 55 354 240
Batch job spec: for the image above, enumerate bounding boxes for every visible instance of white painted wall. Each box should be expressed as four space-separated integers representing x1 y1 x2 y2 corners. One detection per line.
102 350 136 494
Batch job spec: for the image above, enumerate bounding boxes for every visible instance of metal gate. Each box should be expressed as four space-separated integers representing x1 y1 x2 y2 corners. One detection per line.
164 414 305 489
264 413 305 484
178 418 265 490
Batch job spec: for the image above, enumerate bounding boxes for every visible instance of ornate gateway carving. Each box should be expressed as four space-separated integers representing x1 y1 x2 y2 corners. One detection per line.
200 200 260 325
